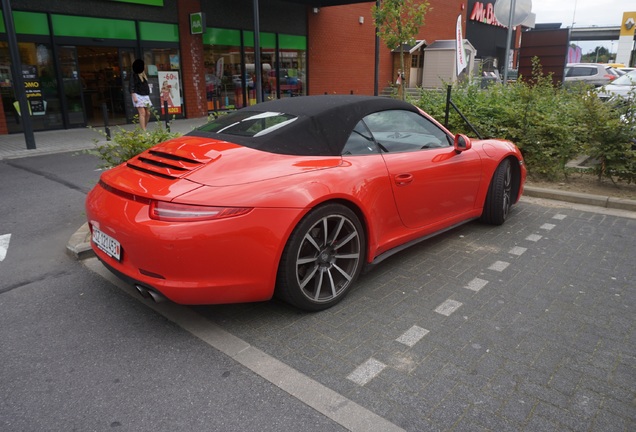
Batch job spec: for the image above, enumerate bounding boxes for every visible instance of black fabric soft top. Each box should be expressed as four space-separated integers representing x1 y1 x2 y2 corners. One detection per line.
186 95 421 156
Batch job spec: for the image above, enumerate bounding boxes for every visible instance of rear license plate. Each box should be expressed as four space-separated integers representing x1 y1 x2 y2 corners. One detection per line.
92 227 121 261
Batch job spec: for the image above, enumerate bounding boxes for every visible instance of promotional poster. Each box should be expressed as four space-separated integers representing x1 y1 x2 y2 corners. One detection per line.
157 71 181 115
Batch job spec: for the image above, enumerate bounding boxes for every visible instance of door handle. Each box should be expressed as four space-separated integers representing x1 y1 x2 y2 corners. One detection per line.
394 173 413 186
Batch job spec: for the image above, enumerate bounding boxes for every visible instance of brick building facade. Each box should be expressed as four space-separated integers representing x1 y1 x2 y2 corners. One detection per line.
1 0 468 136
308 1 466 95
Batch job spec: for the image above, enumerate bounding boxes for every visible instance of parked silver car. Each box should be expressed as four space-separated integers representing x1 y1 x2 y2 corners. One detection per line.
564 63 619 87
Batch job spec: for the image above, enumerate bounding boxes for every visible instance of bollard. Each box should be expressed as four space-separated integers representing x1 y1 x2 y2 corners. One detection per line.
163 100 170 132
444 85 451 129
101 102 111 140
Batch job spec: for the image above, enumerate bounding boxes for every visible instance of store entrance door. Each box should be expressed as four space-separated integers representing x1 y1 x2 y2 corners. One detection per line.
76 46 126 126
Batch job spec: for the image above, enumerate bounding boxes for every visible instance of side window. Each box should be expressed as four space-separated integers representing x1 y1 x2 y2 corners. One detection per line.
362 110 452 153
569 67 593 77
342 120 379 155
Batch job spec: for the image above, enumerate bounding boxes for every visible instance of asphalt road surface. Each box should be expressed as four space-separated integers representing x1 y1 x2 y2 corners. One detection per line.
1 152 634 431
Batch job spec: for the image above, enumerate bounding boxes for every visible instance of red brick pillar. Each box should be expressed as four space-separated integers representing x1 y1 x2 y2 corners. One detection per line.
177 0 207 119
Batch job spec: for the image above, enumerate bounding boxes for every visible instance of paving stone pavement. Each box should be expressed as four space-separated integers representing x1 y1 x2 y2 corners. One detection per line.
190 201 635 431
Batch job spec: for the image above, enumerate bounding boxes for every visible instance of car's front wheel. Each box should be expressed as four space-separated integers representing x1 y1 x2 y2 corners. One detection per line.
481 158 513 225
276 203 365 311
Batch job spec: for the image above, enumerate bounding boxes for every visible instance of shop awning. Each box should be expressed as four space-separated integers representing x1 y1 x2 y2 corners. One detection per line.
392 40 427 54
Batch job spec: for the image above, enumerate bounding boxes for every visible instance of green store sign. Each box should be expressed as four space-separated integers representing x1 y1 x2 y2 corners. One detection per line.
190 12 204 35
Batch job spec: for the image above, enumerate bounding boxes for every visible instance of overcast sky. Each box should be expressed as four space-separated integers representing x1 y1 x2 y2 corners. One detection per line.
529 0 633 53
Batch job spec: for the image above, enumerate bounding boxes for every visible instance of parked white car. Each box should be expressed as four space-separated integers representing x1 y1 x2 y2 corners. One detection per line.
597 70 636 101
617 67 635 74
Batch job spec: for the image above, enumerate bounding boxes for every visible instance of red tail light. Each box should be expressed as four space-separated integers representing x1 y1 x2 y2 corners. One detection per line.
150 201 252 221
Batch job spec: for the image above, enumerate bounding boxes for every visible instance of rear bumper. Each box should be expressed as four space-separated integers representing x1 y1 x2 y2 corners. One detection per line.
86 184 301 305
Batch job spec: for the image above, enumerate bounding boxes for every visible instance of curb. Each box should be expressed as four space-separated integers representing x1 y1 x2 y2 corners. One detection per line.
66 222 94 260
523 186 636 212
68 188 636 261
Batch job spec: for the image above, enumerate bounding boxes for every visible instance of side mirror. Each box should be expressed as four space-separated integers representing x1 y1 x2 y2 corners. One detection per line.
454 134 472 152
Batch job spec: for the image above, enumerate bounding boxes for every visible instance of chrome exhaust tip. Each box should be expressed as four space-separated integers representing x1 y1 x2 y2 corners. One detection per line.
146 289 166 303
135 284 151 299
134 284 166 303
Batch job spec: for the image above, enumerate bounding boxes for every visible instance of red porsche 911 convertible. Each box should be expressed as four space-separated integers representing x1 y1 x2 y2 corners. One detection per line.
86 95 526 311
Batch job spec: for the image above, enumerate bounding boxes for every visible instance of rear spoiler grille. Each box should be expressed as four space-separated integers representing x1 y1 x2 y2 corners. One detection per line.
126 150 205 179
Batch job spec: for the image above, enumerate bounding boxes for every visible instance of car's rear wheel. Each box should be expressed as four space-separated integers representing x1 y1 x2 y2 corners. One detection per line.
481 159 512 225
276 203 365 311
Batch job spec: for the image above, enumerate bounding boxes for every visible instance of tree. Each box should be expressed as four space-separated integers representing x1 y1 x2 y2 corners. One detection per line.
372 0 429 100
582 46 610 63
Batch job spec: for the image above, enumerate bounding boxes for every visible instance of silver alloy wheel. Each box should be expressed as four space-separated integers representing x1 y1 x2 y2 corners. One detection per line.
502 161 512 219
295 214 361 303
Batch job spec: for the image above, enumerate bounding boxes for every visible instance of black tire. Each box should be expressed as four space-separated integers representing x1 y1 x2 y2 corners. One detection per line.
275 203 365 311
481 159 513 225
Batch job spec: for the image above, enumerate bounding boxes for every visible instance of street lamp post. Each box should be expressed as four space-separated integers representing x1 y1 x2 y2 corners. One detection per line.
502 0 517 84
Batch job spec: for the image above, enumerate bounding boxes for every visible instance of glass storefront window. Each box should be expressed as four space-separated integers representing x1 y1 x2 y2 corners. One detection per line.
137 47 183 119
245 32 307 103
203 29 307 111
75 46 128 126
277 49 305 98
278 34 306 99
0 42 63 133
58 46 84 127
203 28 244 110
119 49 136 122
244 31 275 104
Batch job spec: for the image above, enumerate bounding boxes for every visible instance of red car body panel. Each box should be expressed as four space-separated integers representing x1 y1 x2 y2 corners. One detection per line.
86 96 526 305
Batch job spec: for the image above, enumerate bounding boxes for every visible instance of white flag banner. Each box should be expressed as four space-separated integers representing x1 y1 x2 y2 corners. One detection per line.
455 14 468 76
216 57 224 79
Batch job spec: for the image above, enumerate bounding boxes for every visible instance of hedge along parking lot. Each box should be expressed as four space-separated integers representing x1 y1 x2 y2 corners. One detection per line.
412 60 636 185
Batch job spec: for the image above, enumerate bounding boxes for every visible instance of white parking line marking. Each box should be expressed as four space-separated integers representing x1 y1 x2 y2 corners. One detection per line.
435 299 463 316
85 258 404 432
526 234 542 242
0 233 10 262
396 325 430 347
465 277 489 292
489 261 510 272
347 358 387 386
508 246 527 256
540 223 556 230
553 214 567 220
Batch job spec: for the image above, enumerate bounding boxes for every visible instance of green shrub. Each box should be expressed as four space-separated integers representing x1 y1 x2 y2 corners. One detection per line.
88 113 181 168
411 59 635 183
578 93 636 184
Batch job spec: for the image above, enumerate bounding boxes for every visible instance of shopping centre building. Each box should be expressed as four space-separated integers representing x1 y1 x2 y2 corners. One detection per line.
1 0 502 135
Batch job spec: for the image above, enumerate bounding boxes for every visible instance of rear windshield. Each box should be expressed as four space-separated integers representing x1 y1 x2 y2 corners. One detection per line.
195 111 297 137
611 70 636 86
